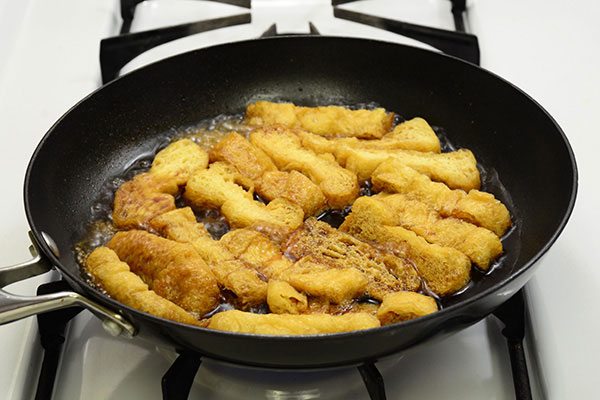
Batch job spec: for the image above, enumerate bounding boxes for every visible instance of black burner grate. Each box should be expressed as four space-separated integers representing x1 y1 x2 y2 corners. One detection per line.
99 0 480 84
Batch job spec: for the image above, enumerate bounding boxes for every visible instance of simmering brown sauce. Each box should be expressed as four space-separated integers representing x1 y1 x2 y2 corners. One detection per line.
75 109 521 313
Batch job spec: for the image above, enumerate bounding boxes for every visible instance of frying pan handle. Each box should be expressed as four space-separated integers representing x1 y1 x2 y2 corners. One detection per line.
0 232 136 338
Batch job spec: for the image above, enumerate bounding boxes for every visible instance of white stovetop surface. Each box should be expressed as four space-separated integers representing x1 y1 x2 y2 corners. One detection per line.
0 0 598 399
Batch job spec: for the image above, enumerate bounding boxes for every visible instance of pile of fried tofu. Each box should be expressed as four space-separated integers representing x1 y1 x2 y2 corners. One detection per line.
85 101 511 335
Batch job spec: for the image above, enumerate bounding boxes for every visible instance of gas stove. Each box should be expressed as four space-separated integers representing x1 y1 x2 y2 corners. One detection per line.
0 1 598 399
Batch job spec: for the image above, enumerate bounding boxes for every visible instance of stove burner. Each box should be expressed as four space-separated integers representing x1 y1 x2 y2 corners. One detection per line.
161 352 387 400
332 7 479 65
99 0 480 84
100 12 251 84
119 0 251 34
260 22 320 38
34 281 83 400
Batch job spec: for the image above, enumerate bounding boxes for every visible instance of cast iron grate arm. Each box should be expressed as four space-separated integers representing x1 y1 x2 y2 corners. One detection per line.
332 6 479 65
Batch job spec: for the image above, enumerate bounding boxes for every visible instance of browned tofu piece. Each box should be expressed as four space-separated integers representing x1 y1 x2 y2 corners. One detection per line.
250 125 360 208
112 139 209 230
372 159 511 236
220 228 368 305
208 309 380 335
336 146 480 191
210 133 327 216
209 132 277 181
278 257 368 304
339 196 471 296
283 218 421 301
298 117 441 154
377 292 438 325
259 170 328 216
218 228 283 278
384 117 441 153
86 247 201 326
245 101 394 139
305 298 380 316
150 208 268 308
376 194 503 270
106 230 220 316
267 280 308 314
112 173 178 230
184 161 304 230
151 138 209 185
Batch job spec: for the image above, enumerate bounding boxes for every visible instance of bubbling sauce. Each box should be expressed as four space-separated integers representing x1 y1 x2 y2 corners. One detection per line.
75 109 521 312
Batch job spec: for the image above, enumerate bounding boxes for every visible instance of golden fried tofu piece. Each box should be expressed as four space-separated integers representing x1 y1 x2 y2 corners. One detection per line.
184 161 253 208
112 139 209 229
184 161 304 230
259 170 328 216
112 173 178 230
250 125 359 208
376 194 503 270
304 297 379 316
151 138 209 185
336 146 480 191
221 228 368 304
86 247 201 326
245 101 394 139
151 208 227 263
339 196 471 296
218 228 283 278
297 117 441 154
278 257 368 304
385 117 441 153
283 218 421 300
210 133 327 215
208 310 380 335
372 159 511 236
377 292 438 325
210 132 277 181
267 280 308 315
150 208 268 308
106 230 220 316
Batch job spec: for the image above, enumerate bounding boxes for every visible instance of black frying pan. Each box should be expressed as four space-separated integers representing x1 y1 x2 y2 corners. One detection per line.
2 37 576 368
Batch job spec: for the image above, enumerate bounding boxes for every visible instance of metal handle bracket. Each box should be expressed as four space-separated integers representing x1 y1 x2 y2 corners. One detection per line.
0 232 136 338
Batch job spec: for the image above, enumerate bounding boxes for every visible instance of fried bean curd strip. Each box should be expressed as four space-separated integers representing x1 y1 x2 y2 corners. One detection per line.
86 247 201 326
372 159 511 236
210 132 277 181
113 173 178 230
245 101 394 139
336 146 480 191
220 228 368 304
376 194 502 270
112 139 209 229
306 298 380 316
283 218 420 301
210 133 327 216
218 228 283 278
297 117 441 154
339 196 471 296
184 161 304 230
208 310 380 335
259 170 328 216
150 208 268 308
267 280 308 315
278 257 368 304
250 125 360 208
377 292 438 325
151 138 210 185
107 230 220 316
